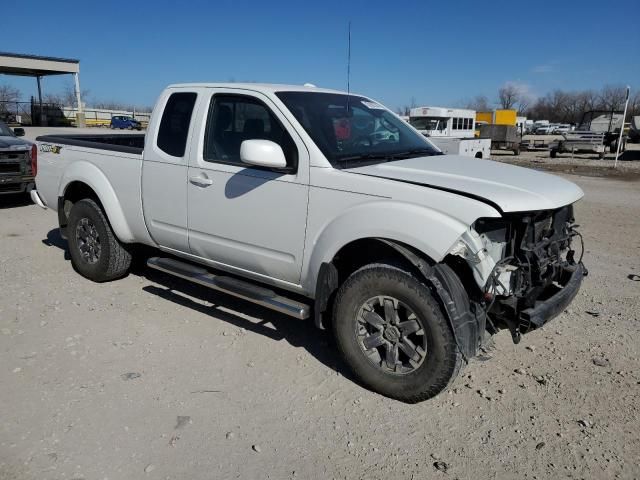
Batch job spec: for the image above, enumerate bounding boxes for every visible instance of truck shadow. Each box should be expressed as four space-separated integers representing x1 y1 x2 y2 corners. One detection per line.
0 193 32 209
140 267 353 382
42 228 71 260
619 149 640 161
41 229 354 383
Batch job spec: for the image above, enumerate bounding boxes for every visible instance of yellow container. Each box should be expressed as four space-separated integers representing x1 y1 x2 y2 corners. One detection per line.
493 110 517 126
476 112 493 124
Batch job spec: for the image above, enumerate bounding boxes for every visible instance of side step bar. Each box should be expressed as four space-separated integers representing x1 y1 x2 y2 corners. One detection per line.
146 257 311 320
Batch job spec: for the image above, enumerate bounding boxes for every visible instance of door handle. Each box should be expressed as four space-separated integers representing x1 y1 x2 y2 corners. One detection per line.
189 175 213 187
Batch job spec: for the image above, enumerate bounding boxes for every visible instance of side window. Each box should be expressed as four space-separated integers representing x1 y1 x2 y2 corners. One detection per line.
157 92 197 157
203 95 298 169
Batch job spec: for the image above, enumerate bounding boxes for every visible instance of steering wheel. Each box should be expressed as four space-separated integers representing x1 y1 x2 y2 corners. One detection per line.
351 135 372 147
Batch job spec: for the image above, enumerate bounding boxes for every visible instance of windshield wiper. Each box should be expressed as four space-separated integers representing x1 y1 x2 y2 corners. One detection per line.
386 148 440 159
336 148 438 163
336 153 390 163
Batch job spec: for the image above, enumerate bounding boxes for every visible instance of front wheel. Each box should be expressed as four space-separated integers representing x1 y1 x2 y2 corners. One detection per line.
332 263 462 403
67 198 132 282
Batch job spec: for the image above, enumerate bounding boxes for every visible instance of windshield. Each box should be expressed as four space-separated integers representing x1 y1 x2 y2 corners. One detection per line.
409 116 447 132
276 92 439 166
0 121 15 137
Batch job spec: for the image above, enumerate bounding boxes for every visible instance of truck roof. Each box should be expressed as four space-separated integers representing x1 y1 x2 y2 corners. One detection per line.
409 106 475 118
166 82 354 96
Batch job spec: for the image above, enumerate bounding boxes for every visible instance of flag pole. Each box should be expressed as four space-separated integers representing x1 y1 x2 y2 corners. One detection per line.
614 86 630 168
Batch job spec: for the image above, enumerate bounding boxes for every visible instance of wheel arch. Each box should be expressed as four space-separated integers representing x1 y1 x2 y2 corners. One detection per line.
58 162 135 243
303 201 474 295
313 237 434 330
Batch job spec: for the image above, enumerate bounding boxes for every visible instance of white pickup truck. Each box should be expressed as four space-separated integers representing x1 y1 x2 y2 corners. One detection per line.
31 83 586 402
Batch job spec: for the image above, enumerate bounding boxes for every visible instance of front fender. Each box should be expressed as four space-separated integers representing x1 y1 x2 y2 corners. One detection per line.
303 200 474 293
58 161 135 243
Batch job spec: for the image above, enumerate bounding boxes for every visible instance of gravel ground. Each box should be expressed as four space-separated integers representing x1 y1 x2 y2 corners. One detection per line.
1 173 639 480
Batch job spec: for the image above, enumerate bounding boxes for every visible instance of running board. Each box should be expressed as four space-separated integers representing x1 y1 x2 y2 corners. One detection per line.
146 257 310 320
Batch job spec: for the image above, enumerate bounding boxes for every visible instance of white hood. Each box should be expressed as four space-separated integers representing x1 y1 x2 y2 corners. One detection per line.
346 155 584 213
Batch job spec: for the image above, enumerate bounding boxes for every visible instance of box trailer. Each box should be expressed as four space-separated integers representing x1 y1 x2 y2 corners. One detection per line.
479 124 521 155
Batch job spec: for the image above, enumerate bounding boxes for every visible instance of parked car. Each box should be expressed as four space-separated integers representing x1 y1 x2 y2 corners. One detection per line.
31 83 586 402
0 120 35 195
535 125 556 135
552 124 571 134
110 115 142 130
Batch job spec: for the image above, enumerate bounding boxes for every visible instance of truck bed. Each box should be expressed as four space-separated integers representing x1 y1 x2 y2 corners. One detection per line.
36 133 145 154
34 132 151 245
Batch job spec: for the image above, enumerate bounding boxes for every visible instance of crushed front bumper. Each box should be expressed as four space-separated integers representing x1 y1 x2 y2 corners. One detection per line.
519 262 586 331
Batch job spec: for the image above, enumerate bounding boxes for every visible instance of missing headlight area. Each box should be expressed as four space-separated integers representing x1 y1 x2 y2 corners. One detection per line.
452 205 585 343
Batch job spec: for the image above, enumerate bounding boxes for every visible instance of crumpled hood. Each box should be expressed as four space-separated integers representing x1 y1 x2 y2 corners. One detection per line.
345 155 584 213
0 135 31 150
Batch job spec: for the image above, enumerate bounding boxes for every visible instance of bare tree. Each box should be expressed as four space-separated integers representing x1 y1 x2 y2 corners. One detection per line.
397 97 418 116
599 85 627 112
0 84 21 103
498 83 519 109
42 81 90 108
629 90 640 117
463 95 490 112
516 95 532 115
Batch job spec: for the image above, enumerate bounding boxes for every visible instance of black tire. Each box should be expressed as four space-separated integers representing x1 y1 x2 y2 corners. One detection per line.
67 198 132 282
610 140 617 153
513 148 520 156
332 263 462 403
550 149 557 158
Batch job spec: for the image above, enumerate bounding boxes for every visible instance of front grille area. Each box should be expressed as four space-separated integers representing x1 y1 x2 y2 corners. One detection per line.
478 205 581 336
0 162 22 174
0 151 27 160
0 183 23 193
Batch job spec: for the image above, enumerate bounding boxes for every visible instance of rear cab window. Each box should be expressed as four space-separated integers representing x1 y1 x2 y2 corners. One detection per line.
157 92 198 157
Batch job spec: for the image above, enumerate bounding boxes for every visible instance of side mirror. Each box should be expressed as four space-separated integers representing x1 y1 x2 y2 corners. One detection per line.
240 139 287 169
13 127 25 137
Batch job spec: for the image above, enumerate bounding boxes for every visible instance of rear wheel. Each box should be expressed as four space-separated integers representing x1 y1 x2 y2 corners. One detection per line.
333 263 462 403
67 198 132 282
550 148 558 158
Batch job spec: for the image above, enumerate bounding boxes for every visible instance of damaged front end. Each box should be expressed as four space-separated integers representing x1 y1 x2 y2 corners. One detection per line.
449 204 587 343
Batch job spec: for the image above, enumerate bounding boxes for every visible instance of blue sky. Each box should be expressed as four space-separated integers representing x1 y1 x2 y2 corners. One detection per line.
2 0 639 110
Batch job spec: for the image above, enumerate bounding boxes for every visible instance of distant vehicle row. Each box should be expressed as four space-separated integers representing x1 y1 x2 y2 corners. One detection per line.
530 124 572 135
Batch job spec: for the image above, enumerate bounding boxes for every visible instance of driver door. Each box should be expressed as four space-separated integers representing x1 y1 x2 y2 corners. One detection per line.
187 90 310 285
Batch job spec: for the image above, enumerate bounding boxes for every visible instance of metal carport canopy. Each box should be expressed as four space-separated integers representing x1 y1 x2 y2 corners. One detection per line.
0 51 79 76
0 52 84 125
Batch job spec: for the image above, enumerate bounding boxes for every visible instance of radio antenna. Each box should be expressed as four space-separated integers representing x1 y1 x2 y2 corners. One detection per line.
347 21 351 112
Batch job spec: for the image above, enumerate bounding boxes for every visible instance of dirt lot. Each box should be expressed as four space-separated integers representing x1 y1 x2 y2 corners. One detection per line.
1 173 639 479
495 136 640 179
